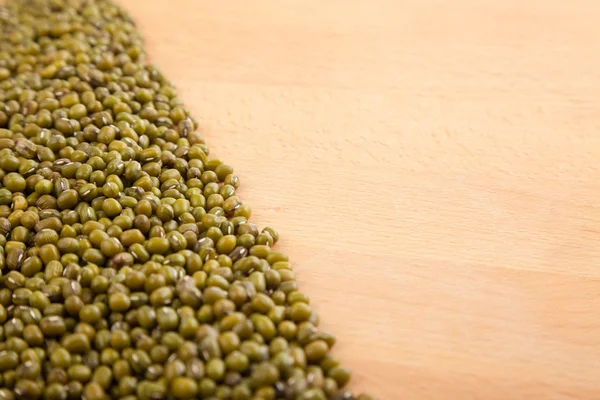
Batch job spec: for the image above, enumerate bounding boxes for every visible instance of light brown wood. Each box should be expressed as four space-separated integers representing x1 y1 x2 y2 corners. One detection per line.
119 1 600 398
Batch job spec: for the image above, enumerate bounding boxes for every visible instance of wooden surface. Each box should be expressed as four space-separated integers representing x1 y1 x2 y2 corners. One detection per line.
119 1 600 398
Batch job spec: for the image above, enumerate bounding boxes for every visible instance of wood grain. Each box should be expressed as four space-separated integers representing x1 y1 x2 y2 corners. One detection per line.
119 1 600 398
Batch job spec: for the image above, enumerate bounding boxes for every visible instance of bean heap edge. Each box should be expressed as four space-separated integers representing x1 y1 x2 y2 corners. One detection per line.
0 0 376 399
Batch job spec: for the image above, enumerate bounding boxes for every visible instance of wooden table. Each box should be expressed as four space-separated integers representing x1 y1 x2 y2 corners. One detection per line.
120 1 600 398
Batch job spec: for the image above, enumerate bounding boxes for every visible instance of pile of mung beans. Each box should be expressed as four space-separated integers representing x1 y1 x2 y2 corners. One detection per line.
0 0 375 399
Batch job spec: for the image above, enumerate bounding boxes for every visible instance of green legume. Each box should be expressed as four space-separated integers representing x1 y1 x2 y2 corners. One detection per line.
171 376 198 399
0 1 366 398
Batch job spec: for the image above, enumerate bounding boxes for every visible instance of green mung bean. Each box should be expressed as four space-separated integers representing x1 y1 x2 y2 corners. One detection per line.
0 0 371 398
